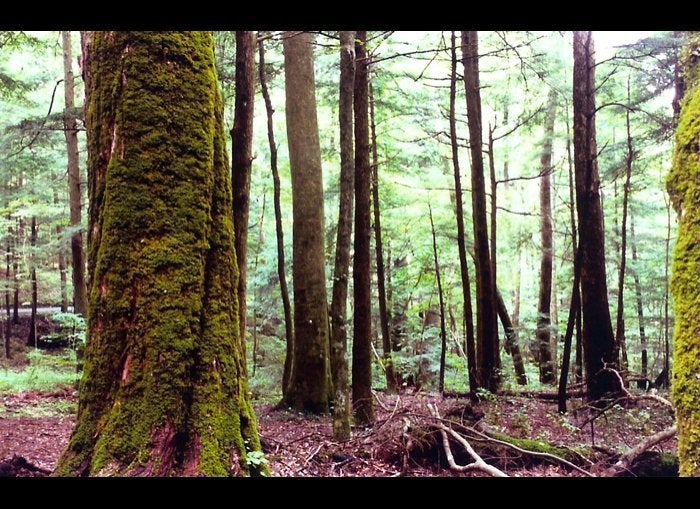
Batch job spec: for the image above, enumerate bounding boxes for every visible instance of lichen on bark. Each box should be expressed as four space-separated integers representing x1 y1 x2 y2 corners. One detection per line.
668 33 700 478
54 31 266 477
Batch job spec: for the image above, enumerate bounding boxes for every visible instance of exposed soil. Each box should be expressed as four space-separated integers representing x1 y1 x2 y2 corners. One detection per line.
0 387 676 477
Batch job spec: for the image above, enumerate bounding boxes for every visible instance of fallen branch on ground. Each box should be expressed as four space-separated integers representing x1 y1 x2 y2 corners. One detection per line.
427 404 508 477
606 425 677 476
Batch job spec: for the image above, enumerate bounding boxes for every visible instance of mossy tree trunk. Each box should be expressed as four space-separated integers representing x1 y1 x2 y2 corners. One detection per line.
537 88 557 384
231 31 256 357
668 33 700 478
352 30 375 425
54 31 265 477
257 38 294 397
330 30 355 440
282 31 332 414
572 31 617 403
461 30 498 392
62 31 87 318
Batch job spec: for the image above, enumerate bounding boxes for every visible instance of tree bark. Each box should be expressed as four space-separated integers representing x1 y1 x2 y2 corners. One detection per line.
572 31 617 402
4 217 11 359
55 31 265 477
495 288 527 385
282 31 332 414
231 31 257 357
487 126 501 374
330 30 355 440
27 216 37 348
352 31 375 425
429 205 448 394
62 31 87 317
370 80 396 395
13 217 21 324
461 31 498 392
667 32 700 477
449 32 477 394
537 88 557 384
257 37 294 397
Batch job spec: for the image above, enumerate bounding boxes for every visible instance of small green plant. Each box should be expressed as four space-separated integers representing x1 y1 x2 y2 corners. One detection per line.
245 450 269 468
475 387 497 402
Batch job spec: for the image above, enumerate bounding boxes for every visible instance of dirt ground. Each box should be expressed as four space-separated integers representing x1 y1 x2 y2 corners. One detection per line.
0 387 677 477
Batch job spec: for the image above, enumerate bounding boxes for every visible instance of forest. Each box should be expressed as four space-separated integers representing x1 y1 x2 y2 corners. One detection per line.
0 30 697 477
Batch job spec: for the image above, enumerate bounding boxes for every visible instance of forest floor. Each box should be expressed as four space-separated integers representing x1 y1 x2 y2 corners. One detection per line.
0 384 676 477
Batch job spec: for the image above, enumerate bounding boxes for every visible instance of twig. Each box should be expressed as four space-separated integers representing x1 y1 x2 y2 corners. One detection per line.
304 442 326 465
607 425 677 476
428 404 508 477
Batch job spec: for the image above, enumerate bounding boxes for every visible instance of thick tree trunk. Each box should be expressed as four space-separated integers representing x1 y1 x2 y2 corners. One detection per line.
27 217 37 348
429 205 448 394
572 31 617 402
231 31 256 355
330 30 355 440
62 31 87 317
461 31 498 392
352 31 375 425
667 33 700 477
449 32 477 394
257 38 294 397
282 31 332 414
55 32 265 477
370 80 396 395
537 88 557 384
629 216 647 383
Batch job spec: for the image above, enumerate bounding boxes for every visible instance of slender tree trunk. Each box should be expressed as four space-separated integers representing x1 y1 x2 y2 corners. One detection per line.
62 31 87 317
615 78 633 375
4 218 10 359
282 31 332 414
429 205 448 394
27 217 37 348
629 215 647 385
558 251 582 413
449 32 477 394
231 31 256 356
667 33 700 476
352 31 375 425
495 288 527 385
258 37 294 397
461 31 498 392
13 217 21 324
56 31 265 477
572 31 617 402
251 192 266 378
54 186 68 312
370 81 396 395
487 125 501 374
537 88 557 384
330 30 355 440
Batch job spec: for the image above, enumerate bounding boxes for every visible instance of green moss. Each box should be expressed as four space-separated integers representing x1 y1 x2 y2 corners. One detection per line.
668 34 700 478
488 431 585 463
54 31 267 477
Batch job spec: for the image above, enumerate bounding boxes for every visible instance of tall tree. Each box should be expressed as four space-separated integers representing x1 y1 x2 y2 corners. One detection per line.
62 31 87 317
614 78 633 374
352 30 375 425
449 31 477 394
231 31 256 353
282 31 332 414
54 185 68 312
26 216 37 348
370 80 396 394
330 30 355 440
55 31 265 477
629 216 647 383
572 31 617 402
536 88 557 384
258 37 294 396
461 31 498 392
667 33 700 477
428 204 447 394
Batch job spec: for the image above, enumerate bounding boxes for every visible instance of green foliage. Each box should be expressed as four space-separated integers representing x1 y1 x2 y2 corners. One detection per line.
0 350 80 393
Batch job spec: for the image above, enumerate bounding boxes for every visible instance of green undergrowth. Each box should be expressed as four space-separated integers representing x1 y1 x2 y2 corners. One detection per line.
0 349 81 394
